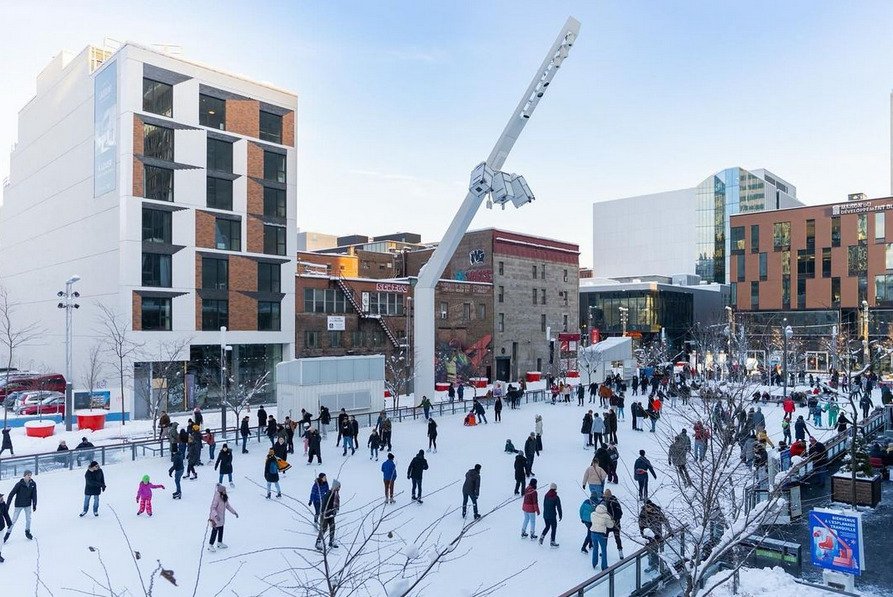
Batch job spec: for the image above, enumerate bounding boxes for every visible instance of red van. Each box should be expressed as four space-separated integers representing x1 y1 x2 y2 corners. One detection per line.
0 374 66 400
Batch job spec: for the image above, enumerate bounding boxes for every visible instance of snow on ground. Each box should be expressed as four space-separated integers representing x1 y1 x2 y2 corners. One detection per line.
0 384 872 596
706 566 840 597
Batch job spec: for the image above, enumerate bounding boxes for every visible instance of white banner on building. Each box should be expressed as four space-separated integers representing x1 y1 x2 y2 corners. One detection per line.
93 60 117 197
327 316 346 331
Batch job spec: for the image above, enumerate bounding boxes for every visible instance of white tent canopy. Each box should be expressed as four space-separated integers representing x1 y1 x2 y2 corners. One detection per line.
579 336 636 382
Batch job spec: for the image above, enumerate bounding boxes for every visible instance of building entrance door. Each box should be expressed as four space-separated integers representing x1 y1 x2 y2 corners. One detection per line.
495 357 511 382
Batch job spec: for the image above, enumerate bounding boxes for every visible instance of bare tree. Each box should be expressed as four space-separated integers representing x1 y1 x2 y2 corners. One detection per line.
385 348 412 411
0 285 43 425
224 371 269 434
144 337 191 435
80 342 106 412
97 304 143 426
578 344 605 386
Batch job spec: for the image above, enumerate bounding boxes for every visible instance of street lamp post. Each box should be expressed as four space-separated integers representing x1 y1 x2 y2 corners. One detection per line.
831 324 838 372
220 326 232 433
861 300 870 367
618 306 629 337
57 275 81 431
782 322 793 400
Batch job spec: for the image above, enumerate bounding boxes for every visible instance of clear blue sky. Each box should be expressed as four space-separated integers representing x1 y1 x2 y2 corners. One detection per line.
1 1 891 266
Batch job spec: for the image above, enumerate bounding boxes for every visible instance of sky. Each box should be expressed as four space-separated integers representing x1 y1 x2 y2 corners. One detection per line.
1 1 892 267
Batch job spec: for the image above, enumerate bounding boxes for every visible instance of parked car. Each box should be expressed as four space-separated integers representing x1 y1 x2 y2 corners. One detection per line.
0 374 66 401
12 391 64 413
18 395 65 416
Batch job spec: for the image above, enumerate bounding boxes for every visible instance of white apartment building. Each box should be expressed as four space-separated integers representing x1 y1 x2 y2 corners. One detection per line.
0 43 297 418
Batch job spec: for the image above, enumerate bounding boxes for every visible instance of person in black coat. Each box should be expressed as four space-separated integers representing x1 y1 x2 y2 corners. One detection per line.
1 428 13 456
168 447 184 499
186 436 200 480
319 406 331 438
603 488 624 558
513 453 527 494
80 461 106 517
264 449 281 499
427 418 438 452
257 406 268 440
5 471 36 541
239 416 251 454
307 429 322 464
462 464 481 519
273 436 289 472
541 483 563 546
581 411 593 447
524 433 537 477
266 416 278 446
605 410 618 444
577 384 585 406
336 409 349 446
340 419 355 456
75 437 95 466
407 450 429 502
215 444 234 486
350 416 360 449
0 491 10 561
494 396 503 422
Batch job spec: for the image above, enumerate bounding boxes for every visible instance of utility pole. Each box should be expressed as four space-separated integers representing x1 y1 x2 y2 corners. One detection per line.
619 306 628 337
861 300 870 367
57 275 81 431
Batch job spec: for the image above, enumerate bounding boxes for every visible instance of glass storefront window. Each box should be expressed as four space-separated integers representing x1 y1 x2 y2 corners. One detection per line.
773 222 791 251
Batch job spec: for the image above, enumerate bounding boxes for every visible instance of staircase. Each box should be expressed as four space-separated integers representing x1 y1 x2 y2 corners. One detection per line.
336 277 402 348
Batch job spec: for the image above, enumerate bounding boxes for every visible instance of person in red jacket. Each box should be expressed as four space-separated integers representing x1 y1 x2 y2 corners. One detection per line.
789 439 807 458
782 397 795 421
521 478 540 540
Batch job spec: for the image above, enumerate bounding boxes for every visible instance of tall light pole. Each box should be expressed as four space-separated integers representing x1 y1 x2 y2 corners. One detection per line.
725 306 734 380
57 275 81 431
831 324 839 372
220 326 232 433
618 306 629 337
861 299 870 367
782 322 793 400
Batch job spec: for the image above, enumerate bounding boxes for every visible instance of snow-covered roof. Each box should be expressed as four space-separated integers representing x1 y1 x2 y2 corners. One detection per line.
580 336 633 361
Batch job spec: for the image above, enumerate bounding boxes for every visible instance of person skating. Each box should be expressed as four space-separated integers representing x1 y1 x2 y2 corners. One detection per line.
579 495 596 554
524 432 537 477
168 445 184 499
577 383 585 406
605 409 618 444
135 475 164 516
368 429 380 460
534 415 543 453
186 435 200 480
462 464 482 519
215 444 234 486
5 471 36 541
309 473 329 525
836 412 851 434
520 478 539 539
337 408 350 446
407 450 429 502
473 399 488 424
603 488 624 559
513 453 527 495
590 502 614 570
203 428 217 462
0 492 10 561
74 437 95 466
207 483 238 552
264 449 282 499
318 405 331 439
380 414 393 450
350 415 360 450
582 458 608 502
0 428 12 456
167 421 180 455
693 421 710 462
540 483 562 547
340 418 355 456
638 499 668 543
427 418 438 453
494 394 503 422
266 415 278 446
382 452 397 503
257 405 267 441
420 395 432 420
273 436 289 473
80 461 105 517
240 416 251 454
794 415 808 442
316 479 341 550
633 450 657 501
669 435 692 487
581 411 593 448
193 406 203 426
605 442 619 484
307 428 322 464
591 413 605 448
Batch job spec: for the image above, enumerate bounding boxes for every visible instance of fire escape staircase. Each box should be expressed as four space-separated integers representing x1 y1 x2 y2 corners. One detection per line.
335 277 401 349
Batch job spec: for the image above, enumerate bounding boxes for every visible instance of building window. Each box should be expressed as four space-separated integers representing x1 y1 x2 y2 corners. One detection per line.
328 331 342 348
831 277 841 307
215 218 241 251
750 281 759 309
206 177 233 210
143 124 174 161
263 224 287 256
875 275 893 305
258 301 281 331
142 208 171 244
263 187 286 218
144 165 173 202
202 257 228 290
563 269 568 282
541 288 547 305
730 226 745 253
303 288 347 313
797 250 815 278
532 288 538 306
199 94 225 130
773 222 791 251
498 286 504 303
368 292 404 316
562 313 568 332
887 244 893 270
831 216 841 247
141 253 171 287
858 275 868 305
259 111 283 143
463 303 471 321
750 225 760 253
877 212 886 241
351 330 365 347
201 299 228 330
797 278 806 309
782 275 791 308
532 265 537 278
540 265 545 279
736 253 745 282
257 262 280 293
477 303 486 319
304 330 319 348
207 138 233 172
848 244 867 276
781 250 791 275
141 296 171 331
439 302 448 320
758 252 767 280
822 248 831 278
540 313 546 332
857 214 867 243
263 151 286 183
498 313 504 332
806 219 815 252
730 282 737 308
142 79 172 117
498 261 504 275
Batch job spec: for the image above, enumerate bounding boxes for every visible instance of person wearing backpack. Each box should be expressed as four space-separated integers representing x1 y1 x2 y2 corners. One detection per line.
603 488 624 559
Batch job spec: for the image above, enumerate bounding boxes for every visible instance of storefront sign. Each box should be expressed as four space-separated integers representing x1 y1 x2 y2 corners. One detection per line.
809 508 864 576
327 316 346 331
832 201 893 216
375 283 408 293
438 281 491 295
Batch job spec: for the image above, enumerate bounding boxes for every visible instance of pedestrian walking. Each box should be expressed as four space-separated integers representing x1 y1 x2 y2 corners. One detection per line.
264 449 282 499
633 450 657 501
215 444 234 486
257 405 267 441
427 418 438 452
309 473 329 524
524 432 537 477
240 416 251 454
168 446 184 499
368 429 381 460
307 428 322 464
382 453 397 503
540 483 562 547
462 464 482 519
669 435 692 487
79 461 105 517
603 488 624 559
207 483 238 552
590 502 613 570
582 459 608 502
316 479 341 550
135 475 164 516
4 471 36 541
0 428 12 456
407 450 429 502
520 478 539 539
693 421 710 462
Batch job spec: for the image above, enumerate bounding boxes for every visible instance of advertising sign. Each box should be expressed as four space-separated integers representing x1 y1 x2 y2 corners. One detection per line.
361 292 370 313
93 60 117 197
327 315 346 331
73 390 111 410
809 508 864 576
559 333 580 353
589 328 601 345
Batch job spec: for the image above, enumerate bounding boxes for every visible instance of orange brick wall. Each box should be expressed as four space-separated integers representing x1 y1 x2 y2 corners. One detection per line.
195 211 216 249
132 292 142 331
282 111 295 147
226 99 260 138
247 179 264 215
247 216 264 254
132 158 143 197
247 143 264 179
133 115 144 155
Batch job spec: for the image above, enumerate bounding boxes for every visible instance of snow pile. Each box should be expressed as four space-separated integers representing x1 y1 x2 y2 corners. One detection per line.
706 566 837 597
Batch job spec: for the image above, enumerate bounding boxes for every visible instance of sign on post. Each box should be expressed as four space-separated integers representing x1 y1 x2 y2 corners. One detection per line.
809 508 864 576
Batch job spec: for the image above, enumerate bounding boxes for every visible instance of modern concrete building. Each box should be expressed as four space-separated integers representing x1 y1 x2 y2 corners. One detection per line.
593 167 802 283
0 42 297 417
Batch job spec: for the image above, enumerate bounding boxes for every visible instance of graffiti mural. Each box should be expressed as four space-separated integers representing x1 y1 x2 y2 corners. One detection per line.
435 333 492 384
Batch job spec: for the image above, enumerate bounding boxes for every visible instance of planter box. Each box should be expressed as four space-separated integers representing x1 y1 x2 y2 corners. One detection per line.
75 410 107 431
24 420 55 438
470 377 488 389
526 372 542 383
434 383 450 392
566 370 580 378
831 473 882 508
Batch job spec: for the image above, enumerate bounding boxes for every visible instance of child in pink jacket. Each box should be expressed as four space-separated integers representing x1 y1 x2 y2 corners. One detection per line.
136 475 165 516
208 483 238 551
